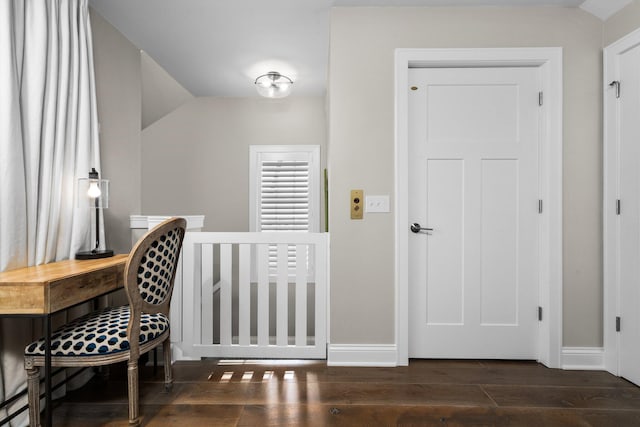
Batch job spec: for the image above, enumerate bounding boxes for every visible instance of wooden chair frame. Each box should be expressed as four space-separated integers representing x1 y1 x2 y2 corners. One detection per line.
24 217 186 426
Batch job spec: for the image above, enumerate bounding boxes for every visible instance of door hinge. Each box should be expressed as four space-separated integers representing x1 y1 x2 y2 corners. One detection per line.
538 200 543 214
616 316 621 332
616 199 621 215
538 306 543 321
538 91 543 106
609 81 621 99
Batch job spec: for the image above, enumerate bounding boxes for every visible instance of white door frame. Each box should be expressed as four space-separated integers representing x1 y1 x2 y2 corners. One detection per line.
394 48 563 368
603 28 640 376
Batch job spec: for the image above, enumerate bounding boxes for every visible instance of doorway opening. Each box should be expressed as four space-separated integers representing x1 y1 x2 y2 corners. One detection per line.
394 47 563 368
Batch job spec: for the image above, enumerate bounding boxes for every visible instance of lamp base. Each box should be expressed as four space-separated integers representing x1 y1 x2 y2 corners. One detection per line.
75 249 114 260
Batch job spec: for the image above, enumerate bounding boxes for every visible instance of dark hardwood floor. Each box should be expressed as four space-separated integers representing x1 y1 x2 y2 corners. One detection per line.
52 359 640 426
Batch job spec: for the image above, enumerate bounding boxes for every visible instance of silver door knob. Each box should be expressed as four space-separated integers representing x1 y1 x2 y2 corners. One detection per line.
410 223 433 233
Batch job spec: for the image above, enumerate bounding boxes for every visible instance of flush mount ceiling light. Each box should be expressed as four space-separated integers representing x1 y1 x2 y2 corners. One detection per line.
254 71 293 98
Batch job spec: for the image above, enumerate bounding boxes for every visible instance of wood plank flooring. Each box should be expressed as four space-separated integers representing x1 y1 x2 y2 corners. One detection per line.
52 359 640 426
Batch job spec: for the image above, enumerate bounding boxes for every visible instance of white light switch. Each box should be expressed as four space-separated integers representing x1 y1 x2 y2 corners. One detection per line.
365 195 390 213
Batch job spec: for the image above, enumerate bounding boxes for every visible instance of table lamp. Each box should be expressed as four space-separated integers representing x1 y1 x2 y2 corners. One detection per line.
76 168 114 259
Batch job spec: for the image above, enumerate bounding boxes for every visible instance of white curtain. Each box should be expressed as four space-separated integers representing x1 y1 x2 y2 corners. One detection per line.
0 0 101 425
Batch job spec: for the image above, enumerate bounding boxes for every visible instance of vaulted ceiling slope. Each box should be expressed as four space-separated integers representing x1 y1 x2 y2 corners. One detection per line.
88 0 629 98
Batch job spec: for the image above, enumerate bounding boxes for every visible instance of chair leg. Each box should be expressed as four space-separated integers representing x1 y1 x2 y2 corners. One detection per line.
26 366 41 427
163 339 173 391
127 360 140 426
153 348 158 375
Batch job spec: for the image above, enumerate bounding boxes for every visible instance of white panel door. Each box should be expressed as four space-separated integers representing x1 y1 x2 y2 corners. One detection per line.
408 67 540 359
617 45 640 387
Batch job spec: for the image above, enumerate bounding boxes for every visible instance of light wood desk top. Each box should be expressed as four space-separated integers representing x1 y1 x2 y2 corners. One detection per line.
0 254 128 315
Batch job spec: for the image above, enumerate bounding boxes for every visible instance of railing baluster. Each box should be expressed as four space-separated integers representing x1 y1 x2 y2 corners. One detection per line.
181 234 196 355
276 244 289 346
201 244 214 345
295 244 307 347
238 244 251 346
220 244 232 346
315 235 327 352
257 244 269 347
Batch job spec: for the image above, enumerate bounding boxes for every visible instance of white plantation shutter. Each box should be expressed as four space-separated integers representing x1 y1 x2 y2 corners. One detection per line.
250 146 320 277
260 160 310 232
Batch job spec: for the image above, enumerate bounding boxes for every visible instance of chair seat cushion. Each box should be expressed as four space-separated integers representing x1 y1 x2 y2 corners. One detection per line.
25 306 169 357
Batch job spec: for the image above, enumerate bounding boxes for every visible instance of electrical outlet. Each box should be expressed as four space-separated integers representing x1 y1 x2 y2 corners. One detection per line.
351 189 363 219
365 195 390 213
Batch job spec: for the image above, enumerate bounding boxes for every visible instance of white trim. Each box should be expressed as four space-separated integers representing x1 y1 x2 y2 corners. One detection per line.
603 27 640 377
171 344 199 362
249 145 321 233
129 215 205 230
395 48 563 368
561 347 605 371
327 344 398 367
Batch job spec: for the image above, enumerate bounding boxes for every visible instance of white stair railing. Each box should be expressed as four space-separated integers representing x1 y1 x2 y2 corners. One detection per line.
178 232 329 359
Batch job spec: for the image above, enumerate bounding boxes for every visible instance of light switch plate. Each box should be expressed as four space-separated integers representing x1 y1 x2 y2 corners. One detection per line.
365 195 390 213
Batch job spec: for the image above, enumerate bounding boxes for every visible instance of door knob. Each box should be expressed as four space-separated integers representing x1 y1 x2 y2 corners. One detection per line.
410 223 433 233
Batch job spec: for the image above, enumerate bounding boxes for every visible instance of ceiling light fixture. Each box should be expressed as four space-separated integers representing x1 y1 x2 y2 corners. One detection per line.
254 71 293 98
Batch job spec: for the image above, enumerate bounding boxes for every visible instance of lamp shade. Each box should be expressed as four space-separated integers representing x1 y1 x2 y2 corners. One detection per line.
77 168 109 208
255 71 293 98
76 168 113 259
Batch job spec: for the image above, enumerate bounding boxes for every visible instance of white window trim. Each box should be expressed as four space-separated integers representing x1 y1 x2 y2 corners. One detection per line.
249 145 321 280
249 145 320 233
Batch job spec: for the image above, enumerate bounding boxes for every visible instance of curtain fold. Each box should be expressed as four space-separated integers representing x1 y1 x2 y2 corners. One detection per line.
0 1 101 425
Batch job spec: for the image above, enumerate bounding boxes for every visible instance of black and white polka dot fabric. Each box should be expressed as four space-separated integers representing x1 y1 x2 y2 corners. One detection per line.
138 228 181 305
24 306 169 357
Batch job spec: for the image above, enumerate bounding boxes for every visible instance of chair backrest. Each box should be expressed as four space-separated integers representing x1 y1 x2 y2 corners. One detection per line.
124 217 187 316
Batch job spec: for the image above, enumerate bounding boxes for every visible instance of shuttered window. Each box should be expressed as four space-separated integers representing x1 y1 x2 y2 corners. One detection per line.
250 146 320 277
260 160 310 232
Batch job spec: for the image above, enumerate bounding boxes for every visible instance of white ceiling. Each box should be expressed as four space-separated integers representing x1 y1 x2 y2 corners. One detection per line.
88 0 624 98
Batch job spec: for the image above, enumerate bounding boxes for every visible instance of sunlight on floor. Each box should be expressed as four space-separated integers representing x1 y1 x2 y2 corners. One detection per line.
215 359 319 366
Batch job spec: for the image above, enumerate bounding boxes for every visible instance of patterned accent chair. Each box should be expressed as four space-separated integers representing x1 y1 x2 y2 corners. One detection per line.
24 217 187 426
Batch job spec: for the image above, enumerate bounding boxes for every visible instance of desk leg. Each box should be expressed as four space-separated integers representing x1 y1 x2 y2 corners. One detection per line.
44 314 52 427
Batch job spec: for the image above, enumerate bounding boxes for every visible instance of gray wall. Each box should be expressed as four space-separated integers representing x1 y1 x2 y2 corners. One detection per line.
91 9 327 245
91 9 202 252
141 96 327 231
328 7 603 347
90 9 141 254
605 0 640 46
141 51 194 129
91 4 640 351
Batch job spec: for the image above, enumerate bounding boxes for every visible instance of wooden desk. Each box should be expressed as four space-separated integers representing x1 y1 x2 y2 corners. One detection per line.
0 254 128 426
0 255 128 314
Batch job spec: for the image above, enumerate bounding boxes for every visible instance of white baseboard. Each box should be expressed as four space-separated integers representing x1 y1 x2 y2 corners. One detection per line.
327 344 397 367
561 347 605 370
171 343 200 362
